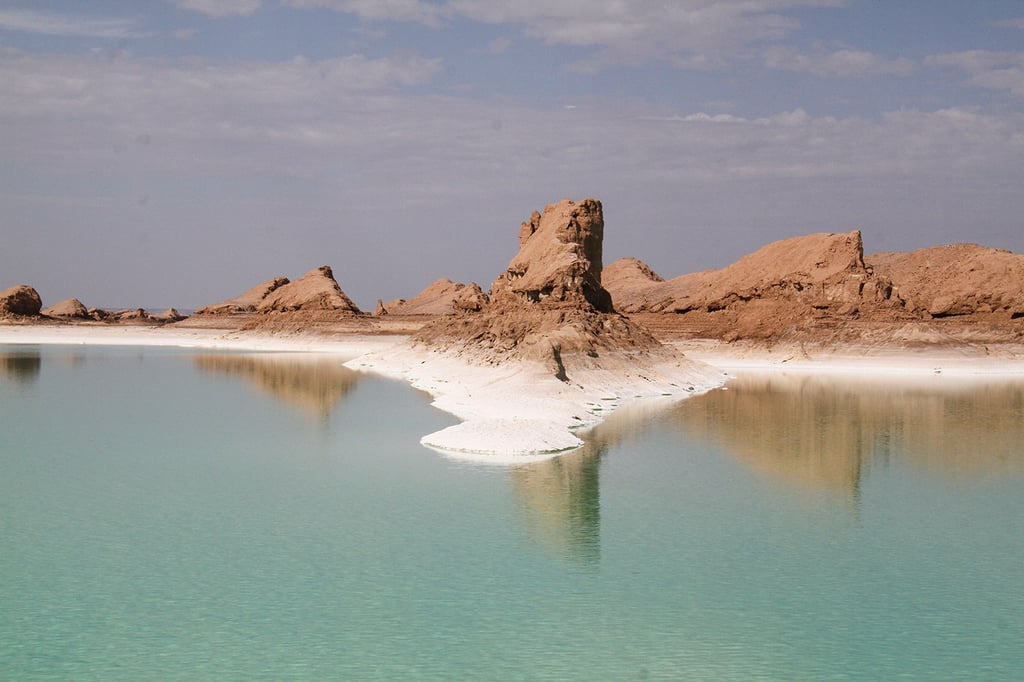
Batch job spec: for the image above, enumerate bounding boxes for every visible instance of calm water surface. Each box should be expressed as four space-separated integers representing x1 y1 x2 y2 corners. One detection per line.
2 345 1022 680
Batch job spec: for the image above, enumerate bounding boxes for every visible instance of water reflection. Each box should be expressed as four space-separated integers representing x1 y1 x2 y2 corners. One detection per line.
671 373 1024 498
509 399 681 566
0 348 41 385
193 353 359 423
510 446 603 565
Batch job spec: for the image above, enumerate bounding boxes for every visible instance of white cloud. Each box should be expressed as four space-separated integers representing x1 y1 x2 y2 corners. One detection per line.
174 0 263 17
283 0 448 26
763 46 915 76
0 9 140 38
926 51 1024 98
993 17 1024 30
282 0 842 68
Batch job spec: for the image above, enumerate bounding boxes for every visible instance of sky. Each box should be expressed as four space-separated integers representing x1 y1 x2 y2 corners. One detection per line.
2 1 1023 310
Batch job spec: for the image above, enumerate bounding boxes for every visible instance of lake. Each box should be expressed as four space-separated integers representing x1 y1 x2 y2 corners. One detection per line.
2 344 1022 680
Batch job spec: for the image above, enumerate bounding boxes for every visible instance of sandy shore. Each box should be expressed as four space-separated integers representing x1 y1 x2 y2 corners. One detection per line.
0 324 398 360
5 323 1023 460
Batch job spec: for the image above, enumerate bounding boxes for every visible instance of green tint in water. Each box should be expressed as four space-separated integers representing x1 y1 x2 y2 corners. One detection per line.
1 347 1022 680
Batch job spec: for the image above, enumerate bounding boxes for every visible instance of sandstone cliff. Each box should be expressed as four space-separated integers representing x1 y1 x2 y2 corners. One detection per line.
605 231 1023 341
868 244 1024 319
604 231 902 340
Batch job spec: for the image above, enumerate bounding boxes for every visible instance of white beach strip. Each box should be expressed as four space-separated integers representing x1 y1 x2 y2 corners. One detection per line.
344 343 728 460
0 324 404 360
673 340 1024 377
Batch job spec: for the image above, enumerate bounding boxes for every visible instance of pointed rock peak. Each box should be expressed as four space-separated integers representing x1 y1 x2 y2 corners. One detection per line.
43 298 90 319
196 276 290 314
257 266 361 313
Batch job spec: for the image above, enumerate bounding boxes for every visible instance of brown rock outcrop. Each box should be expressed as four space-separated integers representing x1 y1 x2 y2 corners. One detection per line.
612 231 880 314
153 308 186 322
868 244 1024 319
415 198 663 374
43 298 90 319
386 278 489 315
196 276 290 315
605 231 907 340
0 285 42 317
492 199 612 313
257 266 360 314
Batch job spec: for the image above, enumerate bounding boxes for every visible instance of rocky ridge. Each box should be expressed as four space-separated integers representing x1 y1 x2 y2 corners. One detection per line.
604 231 1024 341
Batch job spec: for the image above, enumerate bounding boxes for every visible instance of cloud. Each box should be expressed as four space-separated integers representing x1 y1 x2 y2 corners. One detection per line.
926 51 1024 98
0 8 140 38
282 0 842 68
763 46 915 76
483 36 512 55
283 0 448 26
993 17 1024 30
174 0 263 17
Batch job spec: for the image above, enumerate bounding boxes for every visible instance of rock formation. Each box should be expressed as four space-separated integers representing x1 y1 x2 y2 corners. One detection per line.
384 278 489 315
153 308 186 322
415 198 666 375
604 231 1024 341
194 267 361 317
42 298 90 319
256 266 360 313
0 285 42 317
604 231 906 340
195 276 290 315
868 244 1024 319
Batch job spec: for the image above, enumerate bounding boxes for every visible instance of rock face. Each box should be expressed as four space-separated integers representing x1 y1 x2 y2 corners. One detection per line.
605 231 907 339
605 232 1024 340
492 199 613 313
195 268 360 316
257 266 360 313
415 198 663 373
868 244 1024 319
385 278 489 315
43 298 90 319
0 285 42 317
196 277 290 315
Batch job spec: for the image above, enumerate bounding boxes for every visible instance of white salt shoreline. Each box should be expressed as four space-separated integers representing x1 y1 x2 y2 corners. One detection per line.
5 324 1024 461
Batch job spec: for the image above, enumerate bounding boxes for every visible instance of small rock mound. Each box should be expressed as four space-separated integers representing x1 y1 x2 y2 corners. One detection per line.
43 298 90 319
257 266 360 313
602 258 665 312
869 244 1024 319
0 285 42 317
196 276 290 315
386 278 489 315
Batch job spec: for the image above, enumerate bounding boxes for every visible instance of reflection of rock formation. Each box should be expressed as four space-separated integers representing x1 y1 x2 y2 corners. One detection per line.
193 353 359 421
509 446 603 565
508 398 680 565
0 349 42 384
671 374 1024 497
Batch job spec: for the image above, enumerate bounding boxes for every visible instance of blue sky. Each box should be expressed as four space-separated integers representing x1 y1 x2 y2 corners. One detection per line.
2 1 1023 309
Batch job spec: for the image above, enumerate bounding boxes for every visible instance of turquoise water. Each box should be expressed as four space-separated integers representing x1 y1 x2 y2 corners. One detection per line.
2 345 1023 680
